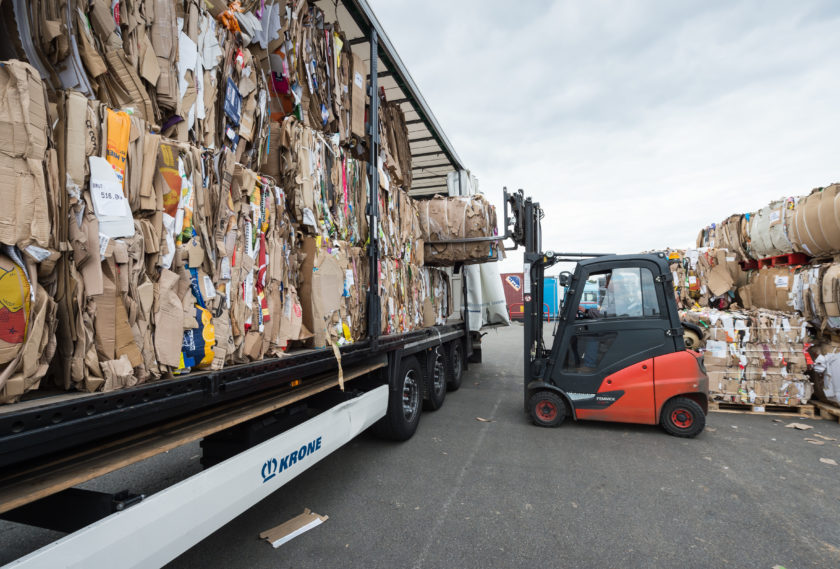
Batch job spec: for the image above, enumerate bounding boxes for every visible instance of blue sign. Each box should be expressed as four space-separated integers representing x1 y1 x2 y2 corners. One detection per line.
224 78 242 126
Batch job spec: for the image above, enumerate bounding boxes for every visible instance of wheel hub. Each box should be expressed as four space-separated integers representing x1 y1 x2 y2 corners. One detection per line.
671 409 693 428
433 352 445 394
537 400 557 421
402 370 419 421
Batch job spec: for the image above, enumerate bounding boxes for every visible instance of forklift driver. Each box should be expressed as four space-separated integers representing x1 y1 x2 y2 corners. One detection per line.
575 270 642 370
600 269 643 318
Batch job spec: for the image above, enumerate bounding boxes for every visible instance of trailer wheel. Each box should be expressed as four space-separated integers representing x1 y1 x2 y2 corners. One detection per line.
528 391 566 428
445 341 463 392
423 347 447 411
660 397 705 438
375 356 423 441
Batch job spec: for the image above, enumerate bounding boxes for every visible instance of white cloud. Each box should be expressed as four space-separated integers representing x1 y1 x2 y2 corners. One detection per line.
369 0 840 273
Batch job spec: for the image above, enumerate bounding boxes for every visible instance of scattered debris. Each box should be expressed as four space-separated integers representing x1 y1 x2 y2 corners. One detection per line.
475 417 494 422
706 427 717 432
785 422 813 430
814 434 837 441
804 438 825 445
260 509 328 548
773 419 783 423
819 458 837 466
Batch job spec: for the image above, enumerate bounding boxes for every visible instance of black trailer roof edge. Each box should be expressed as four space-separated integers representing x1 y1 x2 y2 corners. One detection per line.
341 0 464 173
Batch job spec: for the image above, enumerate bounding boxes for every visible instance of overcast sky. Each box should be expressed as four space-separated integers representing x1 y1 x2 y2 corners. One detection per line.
368 0 840 274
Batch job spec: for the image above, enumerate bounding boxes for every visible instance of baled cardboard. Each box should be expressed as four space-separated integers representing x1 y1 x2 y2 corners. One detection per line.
349 53 367 139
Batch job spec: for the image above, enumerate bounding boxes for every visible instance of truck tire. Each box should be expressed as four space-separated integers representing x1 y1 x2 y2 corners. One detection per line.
374 356 423 441
423 346 447 411
445 341 464 392
528 391 566 428
660 397 705 438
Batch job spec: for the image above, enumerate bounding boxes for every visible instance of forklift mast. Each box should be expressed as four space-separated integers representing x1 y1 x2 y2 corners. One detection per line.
503 189 609 404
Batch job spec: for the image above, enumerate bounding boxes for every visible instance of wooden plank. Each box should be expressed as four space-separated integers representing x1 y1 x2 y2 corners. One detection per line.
0 363 384 515
813 400 840 423
709 401 815 418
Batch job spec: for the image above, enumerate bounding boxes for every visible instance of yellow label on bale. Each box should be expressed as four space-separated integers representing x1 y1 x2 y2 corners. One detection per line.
0 256 31 365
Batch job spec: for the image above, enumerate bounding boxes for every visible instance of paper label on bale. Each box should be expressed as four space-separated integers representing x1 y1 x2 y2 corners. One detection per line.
89 158 135 240
706 340 728 359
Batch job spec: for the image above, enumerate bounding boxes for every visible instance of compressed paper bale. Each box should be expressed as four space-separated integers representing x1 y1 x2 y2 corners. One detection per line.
418 195 499 266
790 186 840 257
748 199 796 259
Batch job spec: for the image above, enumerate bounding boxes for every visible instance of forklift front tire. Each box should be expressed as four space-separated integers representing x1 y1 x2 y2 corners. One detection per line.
528 391 567 428
660 397 705 438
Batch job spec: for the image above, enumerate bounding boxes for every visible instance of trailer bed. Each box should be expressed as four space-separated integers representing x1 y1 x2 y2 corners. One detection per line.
0 323 466 469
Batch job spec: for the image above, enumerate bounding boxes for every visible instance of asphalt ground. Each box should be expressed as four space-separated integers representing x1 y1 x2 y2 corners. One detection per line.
2 323 840 568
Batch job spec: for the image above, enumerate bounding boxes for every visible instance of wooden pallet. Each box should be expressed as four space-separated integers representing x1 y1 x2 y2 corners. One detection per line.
709 400 815 418
813 400 840 424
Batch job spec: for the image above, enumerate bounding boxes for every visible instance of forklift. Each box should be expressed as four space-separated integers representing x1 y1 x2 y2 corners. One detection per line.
502 189 709 437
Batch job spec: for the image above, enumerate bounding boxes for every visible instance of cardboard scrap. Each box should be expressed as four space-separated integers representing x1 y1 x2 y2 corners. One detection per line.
819 458 837 466
260 508 328 548
785 423 813 430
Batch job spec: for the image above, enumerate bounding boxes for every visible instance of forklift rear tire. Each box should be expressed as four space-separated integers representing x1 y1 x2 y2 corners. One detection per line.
374 356 423 441
528 391 566 428
423 346 447 411
445 341 464 392
660 397 705 438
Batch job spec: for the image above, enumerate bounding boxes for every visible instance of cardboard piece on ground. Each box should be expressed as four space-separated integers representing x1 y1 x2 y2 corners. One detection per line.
259 509 328 549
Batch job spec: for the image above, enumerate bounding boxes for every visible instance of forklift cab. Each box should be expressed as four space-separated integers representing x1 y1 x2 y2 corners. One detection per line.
503 189 708 437
533 254 708 436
